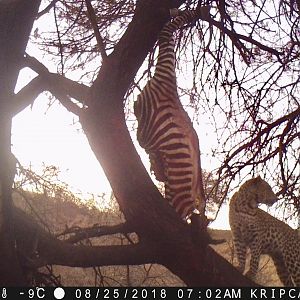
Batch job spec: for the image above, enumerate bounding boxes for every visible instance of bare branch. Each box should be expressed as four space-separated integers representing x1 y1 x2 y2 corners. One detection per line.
206 16 284 61
53 3 64 75
11 76 46 116
36 0 59 19
84 0 107 60
59 222 134 244
15 208 156 268
13 54 91 115
24 54 89 101
219 106 300 177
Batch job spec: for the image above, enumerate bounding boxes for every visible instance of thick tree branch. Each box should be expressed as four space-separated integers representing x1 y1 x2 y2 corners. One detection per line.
14 207 256 286
59 222 134 244
11 54 90 116
0 0 41 285
90 0 186 104
11 76 46 116
24 54 89 102
14 208 156 268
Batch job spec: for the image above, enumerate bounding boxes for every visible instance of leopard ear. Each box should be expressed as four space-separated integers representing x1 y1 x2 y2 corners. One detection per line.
251 175 262 185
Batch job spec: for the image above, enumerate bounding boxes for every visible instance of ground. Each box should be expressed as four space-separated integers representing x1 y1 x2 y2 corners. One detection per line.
13 190 281 286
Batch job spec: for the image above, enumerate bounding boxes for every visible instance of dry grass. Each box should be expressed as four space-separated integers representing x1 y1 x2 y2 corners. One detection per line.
13 191 281 287
209 229 282 286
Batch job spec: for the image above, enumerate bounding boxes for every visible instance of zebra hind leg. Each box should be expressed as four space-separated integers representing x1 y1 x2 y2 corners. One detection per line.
190 213 225 247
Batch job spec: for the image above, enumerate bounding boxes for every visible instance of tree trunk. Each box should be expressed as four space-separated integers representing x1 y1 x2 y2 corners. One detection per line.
2 0 258 286
0 0 41 285
77 0 257 286
79 75 255 286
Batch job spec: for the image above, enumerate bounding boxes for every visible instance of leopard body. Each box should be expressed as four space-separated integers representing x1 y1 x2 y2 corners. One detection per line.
229 176 300 286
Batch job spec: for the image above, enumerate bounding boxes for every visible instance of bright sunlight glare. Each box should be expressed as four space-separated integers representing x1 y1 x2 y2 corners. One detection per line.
12 70 112 200
11 40 230 229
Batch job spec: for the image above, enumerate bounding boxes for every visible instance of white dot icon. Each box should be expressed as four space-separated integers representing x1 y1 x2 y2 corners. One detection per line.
54 287 65 299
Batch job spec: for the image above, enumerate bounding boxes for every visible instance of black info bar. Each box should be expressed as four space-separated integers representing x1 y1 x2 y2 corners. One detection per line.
0 287 299 300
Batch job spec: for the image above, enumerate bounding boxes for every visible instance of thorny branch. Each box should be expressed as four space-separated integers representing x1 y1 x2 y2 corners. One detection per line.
29 0 300 219
219 107 300 177
53 3 65 75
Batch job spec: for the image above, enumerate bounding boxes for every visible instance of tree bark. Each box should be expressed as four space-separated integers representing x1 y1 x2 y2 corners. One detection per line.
77 0 257 286
14 206 256 286
79 89 256 286
0 0 41 285
7 0 258 286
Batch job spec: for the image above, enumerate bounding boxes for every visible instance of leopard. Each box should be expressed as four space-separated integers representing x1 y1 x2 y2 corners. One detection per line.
229 175 300 286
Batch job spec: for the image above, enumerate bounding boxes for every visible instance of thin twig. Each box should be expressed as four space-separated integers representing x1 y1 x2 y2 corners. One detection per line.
85 0 107 61
54 3 64 75
36 0 59 19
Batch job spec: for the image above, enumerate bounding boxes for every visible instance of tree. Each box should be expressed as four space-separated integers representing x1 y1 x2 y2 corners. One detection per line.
0 0 41 285
1 0 299 286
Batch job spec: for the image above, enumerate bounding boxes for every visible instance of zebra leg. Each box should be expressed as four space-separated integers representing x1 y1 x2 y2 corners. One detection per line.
190 212 211 246
149 151 167 181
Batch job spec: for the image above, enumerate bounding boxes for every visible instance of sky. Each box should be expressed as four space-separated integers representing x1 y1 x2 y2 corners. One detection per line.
12 66 231 229
9 1 243 230
11 4 231 228
10 1 268 231
11 2 298 231
12 75 111 197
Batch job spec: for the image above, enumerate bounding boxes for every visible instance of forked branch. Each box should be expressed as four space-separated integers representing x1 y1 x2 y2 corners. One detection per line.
12 54 90 116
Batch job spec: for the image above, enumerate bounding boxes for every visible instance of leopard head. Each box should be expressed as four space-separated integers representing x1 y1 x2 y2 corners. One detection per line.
242 176 278 207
